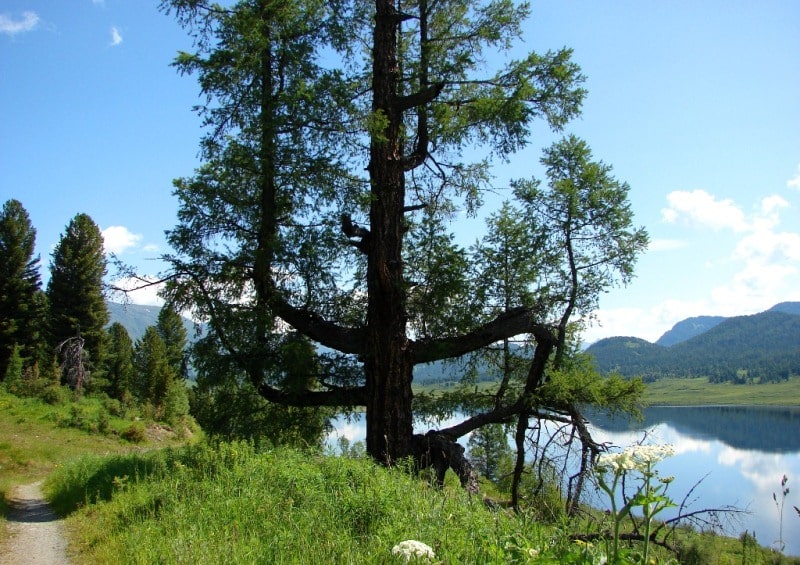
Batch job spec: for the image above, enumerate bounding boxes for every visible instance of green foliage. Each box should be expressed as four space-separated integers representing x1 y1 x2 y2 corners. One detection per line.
133 327 175 415
156 304 188 379
45 443 556 563
2 344 24 391
190 367 331 447
467 423 514 484
104 322 135 401
0 199 46 380
534 354 645 417
46 213 109 383
513 135 649 324
121 421 147 443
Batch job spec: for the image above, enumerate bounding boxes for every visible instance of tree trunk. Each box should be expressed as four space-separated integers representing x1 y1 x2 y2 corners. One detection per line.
364 0 414 464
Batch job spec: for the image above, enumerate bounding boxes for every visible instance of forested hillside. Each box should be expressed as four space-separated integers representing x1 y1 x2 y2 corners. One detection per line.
587 306 800 383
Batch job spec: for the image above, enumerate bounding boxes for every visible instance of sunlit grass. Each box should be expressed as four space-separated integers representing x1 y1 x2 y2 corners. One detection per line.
45 441 799 564
643 376 800 406
47 443 556 564
0 389 197 545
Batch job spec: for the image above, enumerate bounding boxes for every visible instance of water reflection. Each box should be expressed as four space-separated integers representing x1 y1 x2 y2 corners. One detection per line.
329 406 800 556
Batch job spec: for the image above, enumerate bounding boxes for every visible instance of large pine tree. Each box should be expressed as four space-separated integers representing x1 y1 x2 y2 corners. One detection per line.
160 0 645 487
0 199 45 379
47 213 109 383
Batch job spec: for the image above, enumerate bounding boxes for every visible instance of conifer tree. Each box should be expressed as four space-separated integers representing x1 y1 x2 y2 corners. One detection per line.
0 199 46 379
156 304 188 379
47 213 109 384
133 326 173 411
105 322 135 402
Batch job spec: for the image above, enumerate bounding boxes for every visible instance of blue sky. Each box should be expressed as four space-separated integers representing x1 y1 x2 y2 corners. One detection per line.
2 1 799 345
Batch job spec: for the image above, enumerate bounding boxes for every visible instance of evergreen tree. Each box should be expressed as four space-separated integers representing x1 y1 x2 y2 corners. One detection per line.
104 322 135 402
0 199 46 379
133 326 174 413
47 213 109 384
156 304 188 379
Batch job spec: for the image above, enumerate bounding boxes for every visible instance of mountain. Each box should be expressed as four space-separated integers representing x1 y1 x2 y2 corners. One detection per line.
106 302 201 342
587 303 800 383
770 302 800 316
655 315 725 347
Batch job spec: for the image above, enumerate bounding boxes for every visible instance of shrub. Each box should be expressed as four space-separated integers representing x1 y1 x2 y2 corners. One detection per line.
122 421 147 443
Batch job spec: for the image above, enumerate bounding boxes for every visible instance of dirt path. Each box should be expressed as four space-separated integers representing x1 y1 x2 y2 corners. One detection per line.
1 482 69 565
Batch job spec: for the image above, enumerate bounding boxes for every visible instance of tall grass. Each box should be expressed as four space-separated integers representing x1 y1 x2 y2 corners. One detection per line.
48 442 565 563
47 440 800 564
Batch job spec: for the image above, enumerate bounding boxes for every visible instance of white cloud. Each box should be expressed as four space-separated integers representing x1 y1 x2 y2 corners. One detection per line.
787 164 800 190
658 188 800 323
647 238 687 252
0 11 39 35
109 26 122 46
110 276 165 307
583 298 710 345
661 189 748 232
102 225 142 254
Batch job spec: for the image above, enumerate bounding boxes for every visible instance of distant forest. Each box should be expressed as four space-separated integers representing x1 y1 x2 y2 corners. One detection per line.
586 304 800 384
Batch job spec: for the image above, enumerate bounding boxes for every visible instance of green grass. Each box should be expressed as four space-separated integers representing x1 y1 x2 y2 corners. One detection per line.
3 390 799 564
415 376 800 406
0 390 198 545
643 376 800 406
44 442 799 565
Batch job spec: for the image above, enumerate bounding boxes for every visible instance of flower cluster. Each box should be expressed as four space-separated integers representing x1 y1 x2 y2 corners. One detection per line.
391 540 436 562
597 443 674 473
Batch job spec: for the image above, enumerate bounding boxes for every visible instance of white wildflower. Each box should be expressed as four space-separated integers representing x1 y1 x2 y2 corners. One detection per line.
598 444 674 474
392 540 436 562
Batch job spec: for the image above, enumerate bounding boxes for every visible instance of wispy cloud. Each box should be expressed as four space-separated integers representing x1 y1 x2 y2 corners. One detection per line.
788 163 800 190
0 11 39 36
587 187 800 344
647 238 687 252
102 225 142 254
110 276 165 307
109 26 122 46
661 189 748 232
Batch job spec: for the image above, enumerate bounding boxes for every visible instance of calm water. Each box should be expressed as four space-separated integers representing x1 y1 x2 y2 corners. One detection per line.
329 406 800 556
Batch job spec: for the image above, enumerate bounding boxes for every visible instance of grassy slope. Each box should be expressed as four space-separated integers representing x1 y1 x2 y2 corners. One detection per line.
3 391 797 563
45 443 795 565
415 377 800 406
0 391 194 544
643 376 800 406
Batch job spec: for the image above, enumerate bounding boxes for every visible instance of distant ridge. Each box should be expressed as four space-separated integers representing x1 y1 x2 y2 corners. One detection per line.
770 302 800 316
106 301 200 342
587 303 800 383
655 315 725 347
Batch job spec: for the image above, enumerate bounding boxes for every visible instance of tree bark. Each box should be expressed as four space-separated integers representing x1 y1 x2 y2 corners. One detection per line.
364 0 414 463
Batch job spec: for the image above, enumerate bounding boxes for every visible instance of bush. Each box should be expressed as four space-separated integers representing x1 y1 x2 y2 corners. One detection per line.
122 421 147 443
40 385 69 406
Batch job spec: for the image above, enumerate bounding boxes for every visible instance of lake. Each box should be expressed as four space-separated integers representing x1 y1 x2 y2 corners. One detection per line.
328 406 800 556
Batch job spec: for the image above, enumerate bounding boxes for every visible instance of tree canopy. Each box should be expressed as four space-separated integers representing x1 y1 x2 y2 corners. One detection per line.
47 213 109 386
0 199 46 379
160 0 646 498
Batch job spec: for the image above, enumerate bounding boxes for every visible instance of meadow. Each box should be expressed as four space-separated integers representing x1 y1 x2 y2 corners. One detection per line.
2 390 798 563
